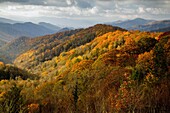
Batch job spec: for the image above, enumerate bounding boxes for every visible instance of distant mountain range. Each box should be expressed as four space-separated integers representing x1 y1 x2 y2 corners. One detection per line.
0 17 20 24
106 18 154 29
0 22 57 37
106 18 170 32
38 22 61 32
0 17 169 48
0 17 73 47
131 20 170 32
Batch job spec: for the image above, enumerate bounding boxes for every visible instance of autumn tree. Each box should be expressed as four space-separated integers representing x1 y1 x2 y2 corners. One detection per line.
0 84 26 113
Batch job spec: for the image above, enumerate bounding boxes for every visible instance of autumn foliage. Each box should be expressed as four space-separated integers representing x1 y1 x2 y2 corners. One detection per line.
0 25 169 113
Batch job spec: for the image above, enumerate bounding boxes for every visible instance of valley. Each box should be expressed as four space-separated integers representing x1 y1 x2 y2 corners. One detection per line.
0 20 169 112
0 0 170 112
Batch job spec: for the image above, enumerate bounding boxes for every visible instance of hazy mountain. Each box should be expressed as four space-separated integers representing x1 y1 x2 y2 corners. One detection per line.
58 27 74 32
0 17 20 24
0 36 32 62
12 22 57 37
39 22 61 32
151 26 170 32
107 18 154 29
0 22 58 43
131 20 170 31
0 39 7 47
107 18 170 32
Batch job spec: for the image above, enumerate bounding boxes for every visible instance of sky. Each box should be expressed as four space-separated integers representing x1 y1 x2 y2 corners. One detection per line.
0 0 170 27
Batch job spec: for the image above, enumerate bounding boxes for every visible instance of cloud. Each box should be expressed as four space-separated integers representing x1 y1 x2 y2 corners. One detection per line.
0 0 29 3
0 0 169 27
138 7 145 14
0 0 93 8
66 0 73 5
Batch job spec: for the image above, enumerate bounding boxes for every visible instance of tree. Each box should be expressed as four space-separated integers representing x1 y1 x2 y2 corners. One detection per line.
0 84 26 113
73 80 79 113
137 37 158 53
153 42 168 76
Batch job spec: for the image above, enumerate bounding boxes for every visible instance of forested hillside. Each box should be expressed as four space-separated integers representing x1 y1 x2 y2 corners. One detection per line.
0 62 37 80
0 29 81 63
0 24 124 64
0 25 169 113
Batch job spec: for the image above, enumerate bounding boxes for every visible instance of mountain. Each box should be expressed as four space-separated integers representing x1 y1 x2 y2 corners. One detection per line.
0 36 31 63
0 24 125 64
151 26 170 32
0 24 169 113
0 31 15 47
131 20 170 31
0 39 6 47
107 18 170 32
0 29 81 63
13 25 169 113
39 22 61 32
11 24 125 68
0 22 59 44
0 17 20 24
14 28 160 76
0 22 54 37
107 18 154 29
58 27 74 32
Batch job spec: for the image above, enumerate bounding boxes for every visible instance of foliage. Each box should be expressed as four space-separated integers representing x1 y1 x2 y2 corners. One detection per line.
0 63 37 80
0 84 26 113
0 25 169 113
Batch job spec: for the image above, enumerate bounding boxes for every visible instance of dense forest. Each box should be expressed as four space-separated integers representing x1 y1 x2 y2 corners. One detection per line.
0 24 169 113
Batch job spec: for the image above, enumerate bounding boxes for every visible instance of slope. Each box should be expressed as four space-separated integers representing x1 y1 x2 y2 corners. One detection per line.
14 24 126 71
1 27 170 113
14 28 161 76
0 62 37 80
13 27 170 113
0 38 7 47
0 29 81 63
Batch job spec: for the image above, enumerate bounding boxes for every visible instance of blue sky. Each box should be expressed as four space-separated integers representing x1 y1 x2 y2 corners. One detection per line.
0 0 170 27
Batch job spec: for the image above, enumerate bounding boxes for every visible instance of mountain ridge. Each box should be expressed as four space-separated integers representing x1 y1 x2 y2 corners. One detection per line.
0 17 21 24
0 23 169 113
9 24 125 67
106 18 154 29
107 18 170 32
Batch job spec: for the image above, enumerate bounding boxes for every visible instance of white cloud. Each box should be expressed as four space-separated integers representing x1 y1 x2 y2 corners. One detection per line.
0 0 170 27
66 0 74 5
138 7 145 14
